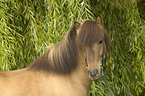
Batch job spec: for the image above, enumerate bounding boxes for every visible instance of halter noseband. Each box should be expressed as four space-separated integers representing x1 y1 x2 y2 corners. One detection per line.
84 56 88 69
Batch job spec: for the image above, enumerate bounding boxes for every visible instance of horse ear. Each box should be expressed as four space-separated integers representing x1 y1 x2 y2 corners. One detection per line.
69 22 80 38
96 16 101 25
74 21 80 29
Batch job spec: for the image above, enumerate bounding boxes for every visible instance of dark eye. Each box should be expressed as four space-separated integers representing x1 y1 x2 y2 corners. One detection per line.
99 40 103 44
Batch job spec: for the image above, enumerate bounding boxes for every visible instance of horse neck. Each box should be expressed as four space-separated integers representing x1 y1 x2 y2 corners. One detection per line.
70 50 91 91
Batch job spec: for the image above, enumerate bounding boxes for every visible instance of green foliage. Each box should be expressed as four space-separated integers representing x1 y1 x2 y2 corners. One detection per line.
0 0 144 96
0 0 93 71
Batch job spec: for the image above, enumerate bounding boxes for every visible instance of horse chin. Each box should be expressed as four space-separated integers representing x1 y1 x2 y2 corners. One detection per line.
89 75 100 80
87 73 101 80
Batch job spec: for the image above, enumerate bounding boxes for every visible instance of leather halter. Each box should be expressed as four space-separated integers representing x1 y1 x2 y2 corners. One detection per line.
84 44 105 72
84 44 114 96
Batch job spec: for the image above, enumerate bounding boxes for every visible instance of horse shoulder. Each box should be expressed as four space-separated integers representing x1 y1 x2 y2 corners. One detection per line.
41 74 89 96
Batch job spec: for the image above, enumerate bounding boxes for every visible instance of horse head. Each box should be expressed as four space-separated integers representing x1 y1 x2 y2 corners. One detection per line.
76 16 110 80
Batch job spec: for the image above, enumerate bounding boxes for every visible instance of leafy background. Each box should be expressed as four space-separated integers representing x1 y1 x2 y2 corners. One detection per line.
0 0 144 95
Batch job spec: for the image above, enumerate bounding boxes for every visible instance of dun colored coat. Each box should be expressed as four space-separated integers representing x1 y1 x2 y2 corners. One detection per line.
0 17 110 96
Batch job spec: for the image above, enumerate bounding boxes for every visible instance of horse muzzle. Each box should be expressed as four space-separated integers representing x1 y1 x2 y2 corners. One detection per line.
87 69 100 80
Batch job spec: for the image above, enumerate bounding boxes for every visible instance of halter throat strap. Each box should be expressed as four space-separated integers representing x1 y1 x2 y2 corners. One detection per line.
83 44 114 95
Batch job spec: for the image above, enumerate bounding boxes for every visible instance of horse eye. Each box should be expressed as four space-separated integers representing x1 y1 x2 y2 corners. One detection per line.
99 41 103 44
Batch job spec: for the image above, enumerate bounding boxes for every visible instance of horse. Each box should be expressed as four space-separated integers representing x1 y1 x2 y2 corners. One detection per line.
0 16 110 96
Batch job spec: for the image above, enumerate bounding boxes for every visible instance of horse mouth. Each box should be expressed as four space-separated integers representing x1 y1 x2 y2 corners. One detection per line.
87 69 101 80
89 75 100 80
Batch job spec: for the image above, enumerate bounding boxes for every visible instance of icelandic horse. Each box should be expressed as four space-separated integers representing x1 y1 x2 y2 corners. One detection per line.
0 16 110 96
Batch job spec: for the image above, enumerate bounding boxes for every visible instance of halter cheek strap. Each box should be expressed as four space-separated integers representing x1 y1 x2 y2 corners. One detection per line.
84 45 105 72
84 55 88 69
83 44 114 96
100 46 105 75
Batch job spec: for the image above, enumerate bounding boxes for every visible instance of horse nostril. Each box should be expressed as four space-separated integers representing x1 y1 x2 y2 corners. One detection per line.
87 69 100 79
87 70 92 76
93 69 99 75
